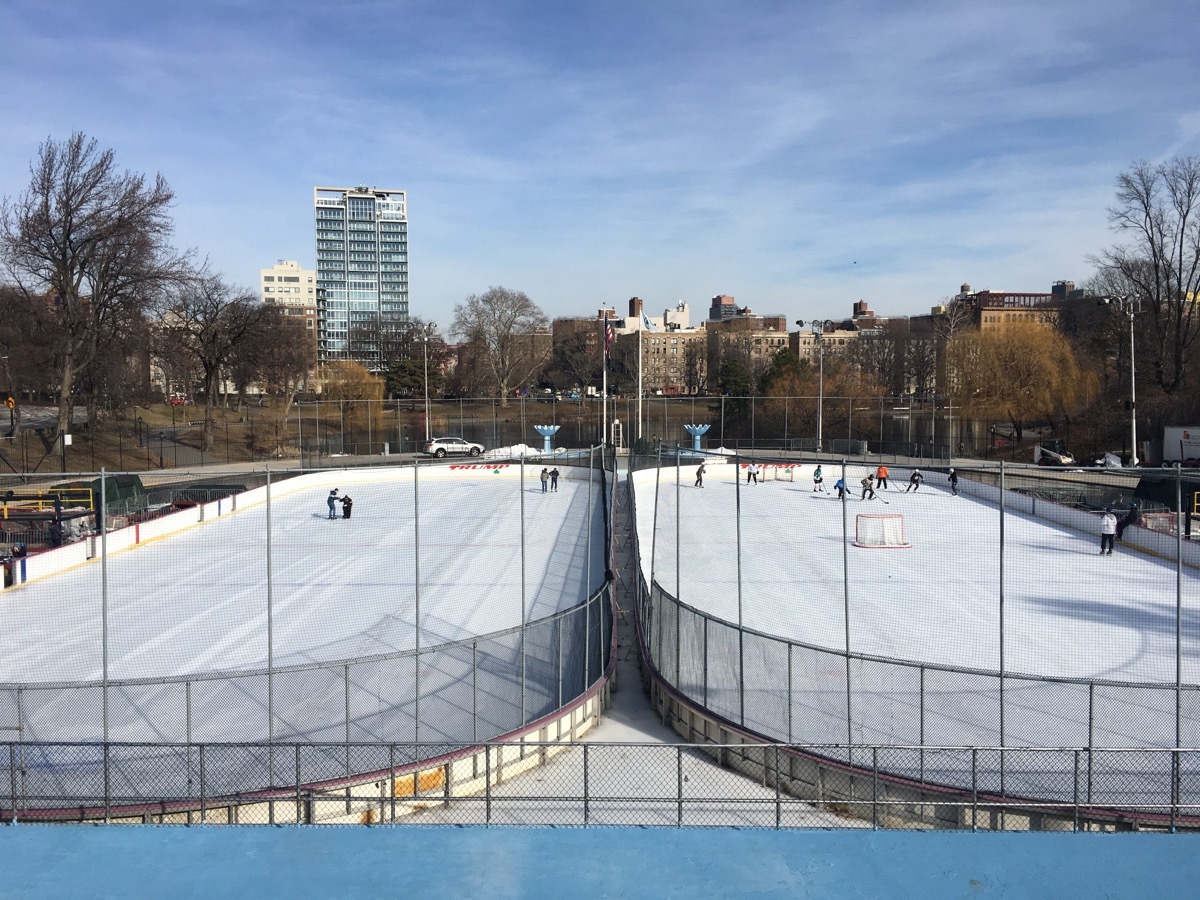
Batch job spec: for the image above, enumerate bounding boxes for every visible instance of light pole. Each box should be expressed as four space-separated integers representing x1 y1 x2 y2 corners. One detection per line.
421 322 436 443
1101 296 1141 466
796 320 831 453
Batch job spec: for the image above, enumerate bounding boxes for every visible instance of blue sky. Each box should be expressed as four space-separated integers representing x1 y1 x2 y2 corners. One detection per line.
2 0 1198 325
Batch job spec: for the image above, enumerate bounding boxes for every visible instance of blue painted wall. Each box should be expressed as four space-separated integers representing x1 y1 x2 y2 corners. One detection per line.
0 827 1195 898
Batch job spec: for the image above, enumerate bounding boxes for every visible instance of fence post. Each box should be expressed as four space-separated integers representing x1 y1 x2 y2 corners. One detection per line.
677 744 684 827
200 744 207 824
583 743 590 826
1072 749 1080 833
8 743 16 823
390 744 397 823
295 745 302 825
775 745 782 830
485 745 492 825
872 746 879 830
971 747 978 832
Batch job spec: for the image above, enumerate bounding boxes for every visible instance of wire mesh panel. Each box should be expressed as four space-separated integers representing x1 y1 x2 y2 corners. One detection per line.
0 463 612 804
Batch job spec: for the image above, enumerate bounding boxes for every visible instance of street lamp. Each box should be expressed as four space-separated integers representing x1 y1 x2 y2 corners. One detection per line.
1100 295 1141 466
421 322 437 443
796 320 833 453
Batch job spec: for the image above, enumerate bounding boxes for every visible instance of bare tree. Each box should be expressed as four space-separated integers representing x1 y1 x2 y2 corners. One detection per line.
0 133 188 443
157 273 266 450
1092 156 1200 395
451 287 549 406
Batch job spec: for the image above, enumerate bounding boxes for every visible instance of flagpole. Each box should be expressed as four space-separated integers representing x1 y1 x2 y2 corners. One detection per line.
637 326 643 442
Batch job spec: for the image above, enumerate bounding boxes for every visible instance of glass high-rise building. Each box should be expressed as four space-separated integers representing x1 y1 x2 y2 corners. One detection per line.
314 185 408 368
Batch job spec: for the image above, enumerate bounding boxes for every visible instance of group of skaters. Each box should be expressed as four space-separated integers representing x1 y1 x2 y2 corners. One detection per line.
326 488 354 519
690 461 960 498
539 468 561 493
818 464 954 500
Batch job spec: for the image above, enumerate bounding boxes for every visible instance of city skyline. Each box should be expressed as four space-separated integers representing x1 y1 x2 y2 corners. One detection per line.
2 1 1198 326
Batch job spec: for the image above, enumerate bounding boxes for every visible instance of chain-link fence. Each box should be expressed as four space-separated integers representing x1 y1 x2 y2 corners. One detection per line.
0 454 614 805
631 453 1200 816
4 740 1197 831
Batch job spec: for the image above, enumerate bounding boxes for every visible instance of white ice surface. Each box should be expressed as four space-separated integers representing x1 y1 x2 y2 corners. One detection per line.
635 463 1200 685
0 468 605 685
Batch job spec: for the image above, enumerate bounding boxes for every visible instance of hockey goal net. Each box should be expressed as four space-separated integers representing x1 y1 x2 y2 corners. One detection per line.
854 513 911 549
1138 512 1178 537
770 465 794 482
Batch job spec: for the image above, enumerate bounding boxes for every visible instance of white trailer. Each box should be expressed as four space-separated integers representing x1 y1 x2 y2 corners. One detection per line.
1163 426 1200 463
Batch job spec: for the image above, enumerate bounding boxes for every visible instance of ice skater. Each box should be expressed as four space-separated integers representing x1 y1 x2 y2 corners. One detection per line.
340 495 354 519
833 477 846 500
876 464 889 489
1100 507 1117 555
948 468 959 496
540 468 549 493
746 462 759 484
695 462 706 487
326 488 339 519
1117 502 1140 541
860 473 876 501
550 468 560 491
906 469 923 492
812 465 825 492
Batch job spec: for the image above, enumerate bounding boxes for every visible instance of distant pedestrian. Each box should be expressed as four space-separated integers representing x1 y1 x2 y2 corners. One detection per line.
876 464 889 489
340 495 353 519
834 477 846 500
860 474 876 501
550 468 560 491
327 489 339 519
695 463 706 487
746 462 759 485
906 469 923 492
540 468 549 493
948 468 959 496
812 465 825 492
1100 507 1117 555
1117 502 1140 541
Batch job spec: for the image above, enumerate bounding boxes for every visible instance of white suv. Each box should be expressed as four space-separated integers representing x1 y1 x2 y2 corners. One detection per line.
424 437 484 458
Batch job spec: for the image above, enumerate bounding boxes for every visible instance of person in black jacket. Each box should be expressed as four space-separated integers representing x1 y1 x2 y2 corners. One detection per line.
948 468 959 496
1117 502 1140 540
340 495 354 519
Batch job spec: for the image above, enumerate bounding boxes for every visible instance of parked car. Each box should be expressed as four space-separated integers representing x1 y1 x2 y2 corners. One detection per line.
423 437 484 458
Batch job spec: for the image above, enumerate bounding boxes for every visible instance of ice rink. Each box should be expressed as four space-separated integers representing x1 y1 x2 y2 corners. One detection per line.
0 464 606 685
634 460 1200 685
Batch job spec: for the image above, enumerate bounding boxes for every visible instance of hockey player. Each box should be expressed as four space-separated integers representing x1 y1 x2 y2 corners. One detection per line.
948 468 959 496
1117 502 1140 541
746 462 759 484
906 469 922 492
812 465 825 492
860 473 876 501
875 464 889 489
1100 507 1117 554
833 477 846 500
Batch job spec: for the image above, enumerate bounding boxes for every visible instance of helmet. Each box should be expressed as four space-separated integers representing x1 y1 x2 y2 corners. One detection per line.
1130 502 1138 508
1105 506 1113 513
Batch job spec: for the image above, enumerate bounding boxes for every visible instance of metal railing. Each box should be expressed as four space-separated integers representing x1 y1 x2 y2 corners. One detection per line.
3 740 1197 831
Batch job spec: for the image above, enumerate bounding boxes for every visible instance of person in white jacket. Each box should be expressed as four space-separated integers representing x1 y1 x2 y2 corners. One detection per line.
1099 507 1118 555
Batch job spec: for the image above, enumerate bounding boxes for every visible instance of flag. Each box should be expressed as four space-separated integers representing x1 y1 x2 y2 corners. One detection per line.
604 319 614 356
640 311 660 332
